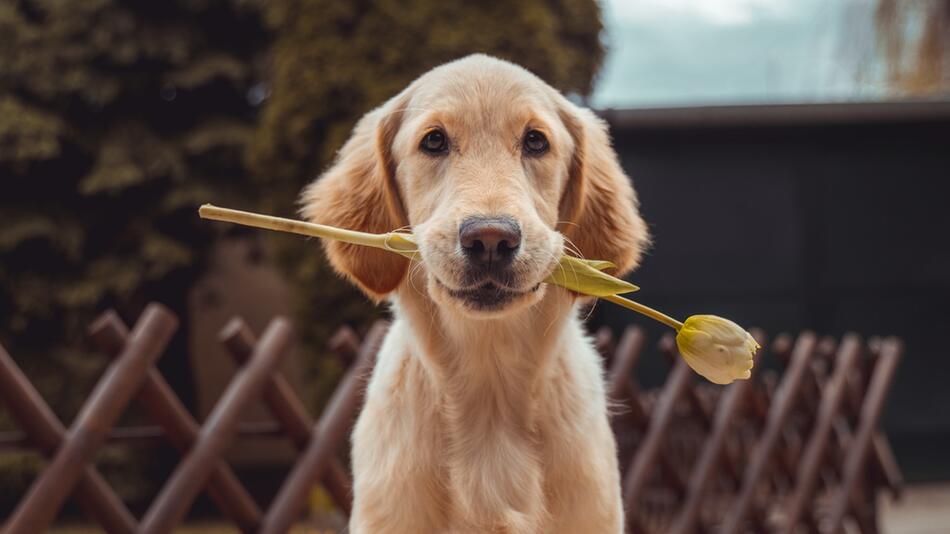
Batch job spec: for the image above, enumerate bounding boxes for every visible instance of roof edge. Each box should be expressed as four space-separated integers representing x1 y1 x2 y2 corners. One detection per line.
598 99 950 130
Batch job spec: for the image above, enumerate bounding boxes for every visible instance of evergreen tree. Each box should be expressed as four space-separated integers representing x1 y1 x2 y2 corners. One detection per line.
0 0 269 398
0 0 605 510
0 0 268 508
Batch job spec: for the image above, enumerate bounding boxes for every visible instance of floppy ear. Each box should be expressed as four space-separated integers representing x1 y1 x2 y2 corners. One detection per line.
557 102 650 277
300 98 409 301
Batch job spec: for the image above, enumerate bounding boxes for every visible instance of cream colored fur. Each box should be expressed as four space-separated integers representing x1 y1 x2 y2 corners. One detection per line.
301 55 649 533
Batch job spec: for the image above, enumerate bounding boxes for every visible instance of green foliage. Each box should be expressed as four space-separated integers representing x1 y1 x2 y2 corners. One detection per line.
0 0 604 505
0 0 268 506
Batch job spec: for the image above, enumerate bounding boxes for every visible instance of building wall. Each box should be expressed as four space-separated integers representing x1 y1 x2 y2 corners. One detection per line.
598 108 950 481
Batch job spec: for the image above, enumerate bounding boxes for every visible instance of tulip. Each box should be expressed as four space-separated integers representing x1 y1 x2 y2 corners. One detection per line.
675 315 758 384
199 204 758 384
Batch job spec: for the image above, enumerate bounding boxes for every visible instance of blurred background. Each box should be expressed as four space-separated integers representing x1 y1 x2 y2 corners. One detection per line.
1 0 948 530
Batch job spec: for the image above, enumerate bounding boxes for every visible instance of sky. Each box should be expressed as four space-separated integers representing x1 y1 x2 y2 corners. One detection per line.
591 0 888 108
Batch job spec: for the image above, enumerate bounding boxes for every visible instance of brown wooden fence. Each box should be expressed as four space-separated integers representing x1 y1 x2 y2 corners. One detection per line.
0 302 901 533
597 326 902 534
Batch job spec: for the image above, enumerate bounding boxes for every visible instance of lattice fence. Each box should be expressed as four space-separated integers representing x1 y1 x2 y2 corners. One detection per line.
0 302 902 533
597 325 902 534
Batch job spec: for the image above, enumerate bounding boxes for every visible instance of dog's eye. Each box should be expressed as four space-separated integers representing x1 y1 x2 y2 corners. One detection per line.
420 130 448 155
523 130 549 156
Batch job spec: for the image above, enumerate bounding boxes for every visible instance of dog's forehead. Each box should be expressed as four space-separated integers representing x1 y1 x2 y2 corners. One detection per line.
412 55 551 98
403 60 557 128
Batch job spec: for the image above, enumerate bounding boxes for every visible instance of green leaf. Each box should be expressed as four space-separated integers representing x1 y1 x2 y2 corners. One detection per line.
544 255 639 297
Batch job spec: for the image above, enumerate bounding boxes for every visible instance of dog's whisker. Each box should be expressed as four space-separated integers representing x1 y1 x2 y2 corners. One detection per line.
561 235 585 260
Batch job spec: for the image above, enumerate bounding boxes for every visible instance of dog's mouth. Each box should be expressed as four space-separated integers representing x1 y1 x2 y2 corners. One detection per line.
436 279 541 311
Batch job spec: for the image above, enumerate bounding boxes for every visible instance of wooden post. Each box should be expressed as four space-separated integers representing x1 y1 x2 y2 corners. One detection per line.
0 344 138 534
3 303 178 534
780 334 862 533
220 316 354 515
827 337 902 533
721 332 817 533
667 331 766 534
259 321 388 534
622 335 693 534
139 317 293 534
88 310 262 532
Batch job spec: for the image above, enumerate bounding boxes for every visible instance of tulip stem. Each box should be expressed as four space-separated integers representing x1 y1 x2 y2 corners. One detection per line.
200 204 687 332
602 294 684 331
199 204 387 249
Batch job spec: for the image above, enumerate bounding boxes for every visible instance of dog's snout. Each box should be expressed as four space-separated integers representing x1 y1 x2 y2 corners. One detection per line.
459 216 521 268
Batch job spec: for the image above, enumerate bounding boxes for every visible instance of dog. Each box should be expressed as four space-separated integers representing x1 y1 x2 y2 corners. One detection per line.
301 54 648 533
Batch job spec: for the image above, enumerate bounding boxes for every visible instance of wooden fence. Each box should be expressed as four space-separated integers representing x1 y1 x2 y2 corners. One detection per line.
0 302 902 533
597 326 902 533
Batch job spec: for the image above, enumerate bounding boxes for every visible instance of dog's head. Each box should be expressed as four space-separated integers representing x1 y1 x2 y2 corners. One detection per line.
301 55 648 317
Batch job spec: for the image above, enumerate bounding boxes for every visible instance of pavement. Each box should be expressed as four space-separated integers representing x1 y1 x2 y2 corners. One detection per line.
881 483 950 534
45 483 950 533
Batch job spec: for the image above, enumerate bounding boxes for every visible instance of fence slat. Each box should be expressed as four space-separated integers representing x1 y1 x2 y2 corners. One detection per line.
721 332 817 533
608 327 685 499
667 332 765 534
871 433 903 498
259 321 388 534
139 317 293 534
622 336 693 534
864 339 904 499
220 316 353 515
3 303 178 534
607 326 646 419
0 421 290 449
89 310 263 533
0 344 138 534
827 337 903 532
780 333 863 533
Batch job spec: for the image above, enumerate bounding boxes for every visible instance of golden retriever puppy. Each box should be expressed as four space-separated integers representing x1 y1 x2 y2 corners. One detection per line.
301 54 648 534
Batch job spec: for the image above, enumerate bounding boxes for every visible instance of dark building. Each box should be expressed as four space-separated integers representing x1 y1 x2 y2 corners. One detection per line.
597 100 950 481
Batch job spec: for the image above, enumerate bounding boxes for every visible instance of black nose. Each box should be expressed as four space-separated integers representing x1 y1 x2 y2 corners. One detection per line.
459 216 522 269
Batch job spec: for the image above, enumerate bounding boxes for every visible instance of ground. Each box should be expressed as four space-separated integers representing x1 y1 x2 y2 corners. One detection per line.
45 483 950 534
49 522 335 533
881 483 950 534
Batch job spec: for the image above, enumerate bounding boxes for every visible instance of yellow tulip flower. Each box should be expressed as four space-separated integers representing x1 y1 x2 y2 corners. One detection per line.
675 315 759 384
